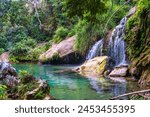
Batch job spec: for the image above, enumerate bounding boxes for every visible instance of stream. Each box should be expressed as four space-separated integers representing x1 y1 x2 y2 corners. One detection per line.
13 64 139 100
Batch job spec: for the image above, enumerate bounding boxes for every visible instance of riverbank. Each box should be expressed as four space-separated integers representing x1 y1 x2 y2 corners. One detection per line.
0 62 52 100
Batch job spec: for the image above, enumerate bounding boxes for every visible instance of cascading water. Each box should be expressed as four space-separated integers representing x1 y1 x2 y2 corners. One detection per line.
108 17 128 66
86 39 103 60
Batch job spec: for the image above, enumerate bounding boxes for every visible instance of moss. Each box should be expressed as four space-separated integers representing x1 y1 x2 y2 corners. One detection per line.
50 53 60 61
98 59 107 74
125 0 150 87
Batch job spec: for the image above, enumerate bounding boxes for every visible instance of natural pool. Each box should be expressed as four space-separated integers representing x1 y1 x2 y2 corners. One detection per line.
13 64 139 100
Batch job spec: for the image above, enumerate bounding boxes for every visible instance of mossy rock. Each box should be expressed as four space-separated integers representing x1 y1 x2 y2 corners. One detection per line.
125 0 150 87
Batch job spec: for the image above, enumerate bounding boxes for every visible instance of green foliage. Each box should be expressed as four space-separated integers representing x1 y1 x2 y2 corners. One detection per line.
0 85 7 100
126 0 150 60
0 48 5 55
0 0 135 62
16 70 49 99
6 26 28 43
34 90 46 99
52 26 69 43
10 38 38 62
0 33 7 50
74 20 93 55
17 70 38 99
45 52 60 63
73 0 132 55
63 0 108 22
17 82 37 99
125 0 150 86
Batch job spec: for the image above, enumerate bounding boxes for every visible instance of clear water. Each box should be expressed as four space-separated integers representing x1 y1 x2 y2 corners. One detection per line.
13 64 136 100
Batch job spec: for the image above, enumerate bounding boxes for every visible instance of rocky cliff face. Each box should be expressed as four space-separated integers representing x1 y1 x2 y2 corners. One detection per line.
125 0 150 87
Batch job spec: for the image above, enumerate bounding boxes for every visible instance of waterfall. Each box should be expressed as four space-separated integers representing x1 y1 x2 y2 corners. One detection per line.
86 39 103 60
108 17 128 66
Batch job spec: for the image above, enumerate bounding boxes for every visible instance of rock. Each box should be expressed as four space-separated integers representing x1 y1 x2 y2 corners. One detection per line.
109 77 127 83
76 56 112 77
0 62 52 100
39 36 81 64
127 6 137 18
0 62 18 87
109 66 128 77
26 79 51 100
0 52 9 62
130 67 140 79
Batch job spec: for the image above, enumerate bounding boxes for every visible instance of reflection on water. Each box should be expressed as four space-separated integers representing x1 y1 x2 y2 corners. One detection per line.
13 64 135 100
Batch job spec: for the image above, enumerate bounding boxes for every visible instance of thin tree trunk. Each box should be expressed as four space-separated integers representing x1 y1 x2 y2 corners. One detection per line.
35 6 42 29
29 0 43 29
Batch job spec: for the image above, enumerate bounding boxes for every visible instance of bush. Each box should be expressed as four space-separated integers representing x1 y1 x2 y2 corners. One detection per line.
6 26 28 43
0 85 7 100
10 38 37 62
0 48 5 55
28 48 42 61
73 1 132 56
0 33 7 50
52 26 69 43
74 20 101 56
18 70 35 84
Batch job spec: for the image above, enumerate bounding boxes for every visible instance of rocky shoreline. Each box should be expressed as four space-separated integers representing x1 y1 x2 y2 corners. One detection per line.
0 62 52 100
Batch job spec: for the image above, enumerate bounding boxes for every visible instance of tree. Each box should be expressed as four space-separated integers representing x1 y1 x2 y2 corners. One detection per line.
63 0 108 22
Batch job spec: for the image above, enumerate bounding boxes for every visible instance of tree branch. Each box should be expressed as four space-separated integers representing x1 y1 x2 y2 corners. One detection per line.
111 89 150 100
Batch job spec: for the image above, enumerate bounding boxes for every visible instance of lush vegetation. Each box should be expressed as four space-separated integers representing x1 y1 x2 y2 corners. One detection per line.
0 0 149 100
0 0 135 61
125 0 150 87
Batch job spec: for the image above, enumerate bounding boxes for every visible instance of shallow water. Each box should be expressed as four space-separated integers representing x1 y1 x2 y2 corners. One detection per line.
13 64 138 100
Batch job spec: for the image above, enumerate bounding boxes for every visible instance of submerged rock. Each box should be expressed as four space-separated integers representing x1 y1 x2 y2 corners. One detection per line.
39 36 82 64
109 66 128 77
76 56 112 77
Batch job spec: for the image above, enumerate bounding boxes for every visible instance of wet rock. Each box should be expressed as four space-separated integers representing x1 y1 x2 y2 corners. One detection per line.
76 56 112 77
109 66 128 77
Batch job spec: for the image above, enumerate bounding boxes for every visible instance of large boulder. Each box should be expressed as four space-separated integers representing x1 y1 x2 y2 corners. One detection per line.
109 66 128 77
39 36 81 64
76 56 112 77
